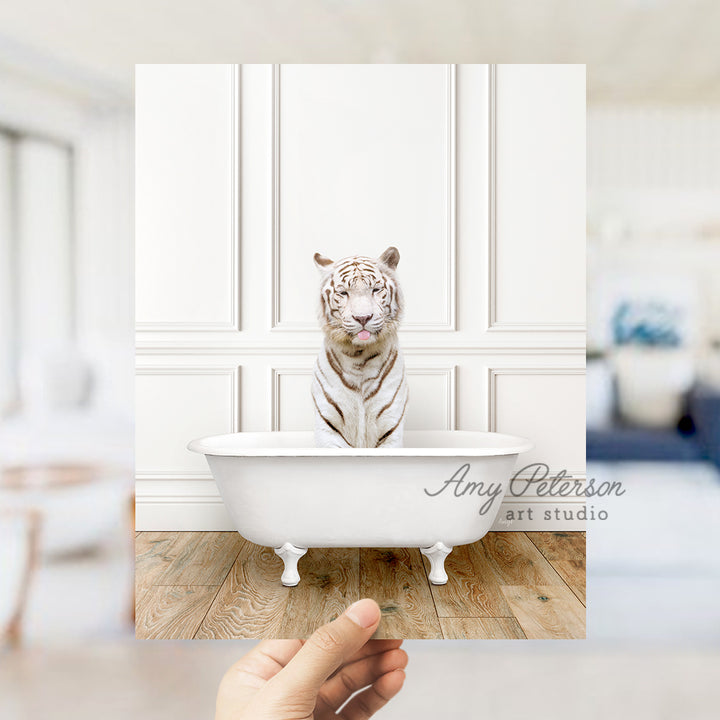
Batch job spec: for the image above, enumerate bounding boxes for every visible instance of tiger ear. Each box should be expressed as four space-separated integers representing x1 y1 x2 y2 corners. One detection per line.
378 246 400 270
313 253 334 272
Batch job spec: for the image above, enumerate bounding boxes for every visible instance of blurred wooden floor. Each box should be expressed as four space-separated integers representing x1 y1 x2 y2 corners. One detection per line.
135 531 585 640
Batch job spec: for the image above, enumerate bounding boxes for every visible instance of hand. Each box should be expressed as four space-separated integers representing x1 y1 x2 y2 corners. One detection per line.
215 599 407 719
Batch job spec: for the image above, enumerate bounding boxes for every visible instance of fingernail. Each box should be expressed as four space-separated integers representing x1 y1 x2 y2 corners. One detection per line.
345 599 380 628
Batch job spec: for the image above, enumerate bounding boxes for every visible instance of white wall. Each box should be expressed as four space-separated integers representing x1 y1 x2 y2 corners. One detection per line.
135 64 586 531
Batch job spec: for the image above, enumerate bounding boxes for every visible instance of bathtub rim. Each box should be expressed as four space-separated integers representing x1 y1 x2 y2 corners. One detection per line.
187 430 533 457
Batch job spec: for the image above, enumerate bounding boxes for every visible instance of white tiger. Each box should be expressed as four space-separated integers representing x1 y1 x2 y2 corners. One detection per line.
311 247 409 448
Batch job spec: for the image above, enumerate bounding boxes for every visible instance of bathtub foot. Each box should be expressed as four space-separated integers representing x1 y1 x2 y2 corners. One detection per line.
274 543 307 586
421 542 453 585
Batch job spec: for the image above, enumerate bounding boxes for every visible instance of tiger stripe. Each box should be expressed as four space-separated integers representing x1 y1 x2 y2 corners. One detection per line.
325 349 359 391
315 373 345 421
376 371 405 420
312 248 408 448
363 349 398 401
312 395 351 447
375 396 408 447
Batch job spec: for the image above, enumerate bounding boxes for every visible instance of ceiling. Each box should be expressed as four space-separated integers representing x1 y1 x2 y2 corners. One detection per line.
0 0 719 105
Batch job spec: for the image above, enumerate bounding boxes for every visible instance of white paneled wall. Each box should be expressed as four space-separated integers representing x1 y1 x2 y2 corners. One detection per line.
274 64 454 331
136 64 586 531
135 64 238 330
492 65 586 330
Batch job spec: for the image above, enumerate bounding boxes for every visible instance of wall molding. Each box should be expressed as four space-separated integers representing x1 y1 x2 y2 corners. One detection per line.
135 364 240 478
487 366 585 430
136 342 586 356
136 65 241 333
407 365 457 430
135 481 587 505
133 64 587 534
135 495 584 532
487 323 588 333
135 473 219 482
135 478 224 504
269 365 313 431
135 497 235 531
486 64 585 334
269 63 458 333
268 363 457 431
137 494 225 505
487 365 585 477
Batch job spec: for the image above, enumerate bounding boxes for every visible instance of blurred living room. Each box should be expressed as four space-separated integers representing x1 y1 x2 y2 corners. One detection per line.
1 2 720 718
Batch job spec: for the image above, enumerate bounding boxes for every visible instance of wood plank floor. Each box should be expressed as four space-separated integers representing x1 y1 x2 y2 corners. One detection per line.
135 531 585 640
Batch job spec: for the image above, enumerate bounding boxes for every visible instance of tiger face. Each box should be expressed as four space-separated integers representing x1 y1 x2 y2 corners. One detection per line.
314 246 403 347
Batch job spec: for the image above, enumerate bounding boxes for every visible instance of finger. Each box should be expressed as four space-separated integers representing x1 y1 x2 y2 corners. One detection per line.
319 648 408 711
339 669 406 720
330 638 403 675
253 639 305 670
225 639 303 686
215 640 305 720
267 599 381 699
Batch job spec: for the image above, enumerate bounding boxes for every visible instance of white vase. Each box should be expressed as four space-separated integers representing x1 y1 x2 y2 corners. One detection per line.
613 346 695 428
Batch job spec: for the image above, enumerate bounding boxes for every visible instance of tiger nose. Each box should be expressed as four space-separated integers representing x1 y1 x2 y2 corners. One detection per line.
353 314 373 327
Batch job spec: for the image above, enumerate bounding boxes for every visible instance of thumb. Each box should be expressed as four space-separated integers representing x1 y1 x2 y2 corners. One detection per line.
268 599 381 699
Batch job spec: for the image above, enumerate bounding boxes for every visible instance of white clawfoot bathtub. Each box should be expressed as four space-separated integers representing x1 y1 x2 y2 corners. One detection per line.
188 430 532 586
